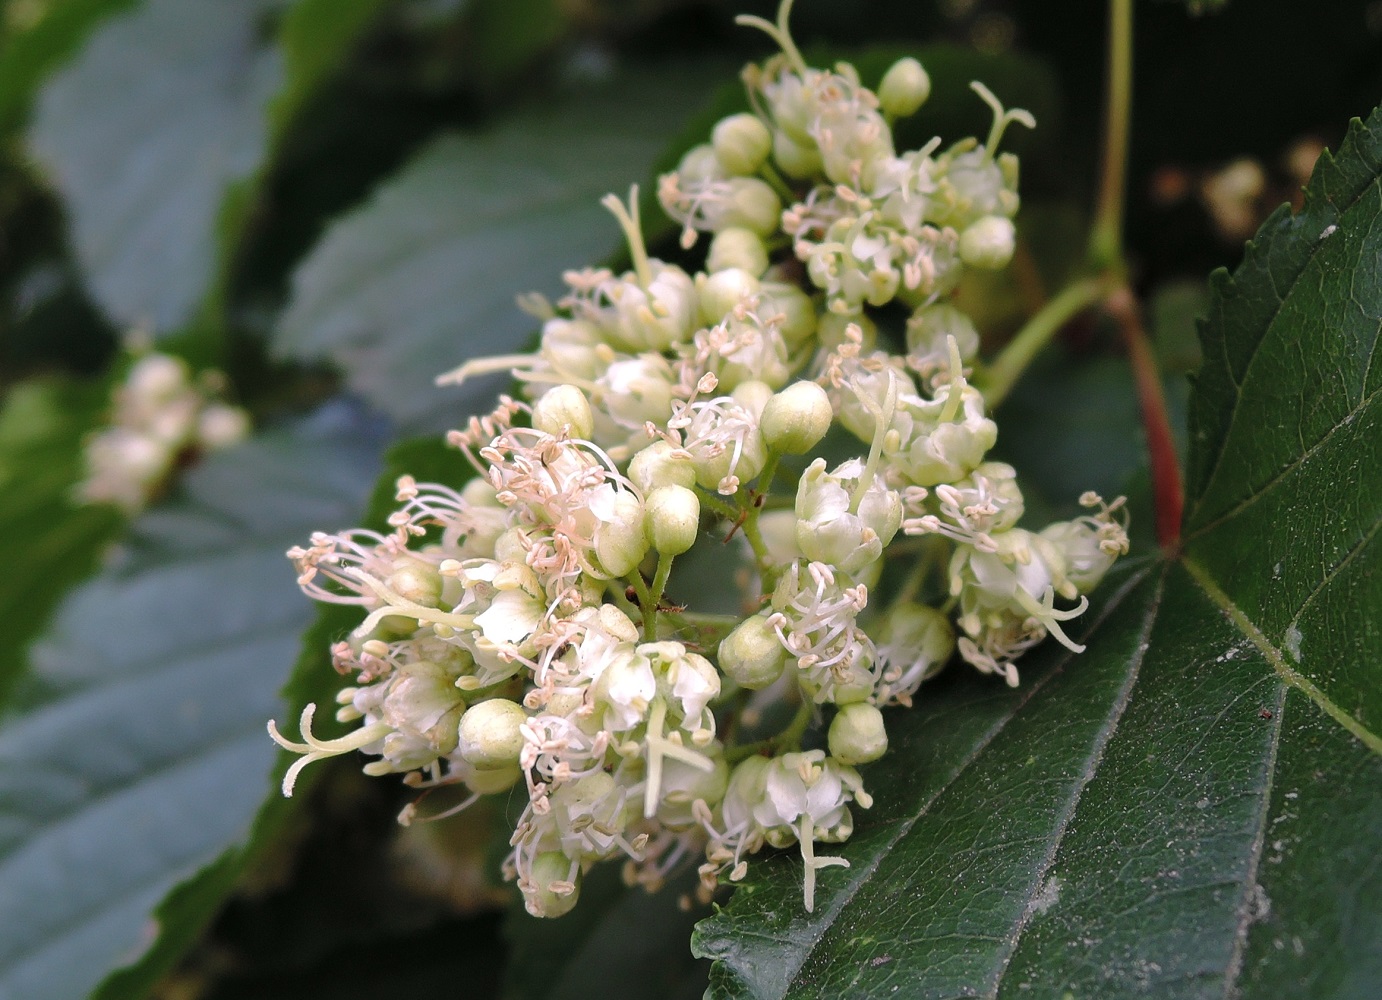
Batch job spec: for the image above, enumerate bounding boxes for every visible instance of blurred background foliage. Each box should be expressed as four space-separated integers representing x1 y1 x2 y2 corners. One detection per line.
0 1 1378 997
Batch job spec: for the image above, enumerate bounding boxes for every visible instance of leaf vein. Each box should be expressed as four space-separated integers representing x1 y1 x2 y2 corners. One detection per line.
1180 555 1381 754
983 564 1167 998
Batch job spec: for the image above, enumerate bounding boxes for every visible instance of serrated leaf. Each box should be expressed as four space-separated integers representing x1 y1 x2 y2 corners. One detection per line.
694 108 1382 998
273 70 722 431
0 407 382 1000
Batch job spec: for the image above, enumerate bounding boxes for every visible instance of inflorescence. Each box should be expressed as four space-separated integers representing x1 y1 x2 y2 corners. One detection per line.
271 0 1128 918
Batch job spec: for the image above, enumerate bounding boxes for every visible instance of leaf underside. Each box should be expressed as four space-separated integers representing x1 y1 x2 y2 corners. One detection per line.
0 408 381 1000
274 70 722 433
694 106 1382 999
28 0 281 332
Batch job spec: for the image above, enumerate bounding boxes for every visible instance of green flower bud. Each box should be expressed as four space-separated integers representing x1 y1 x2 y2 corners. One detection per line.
457 697 527 769
677 142 723 183
696 267 761 324
959 215 1017 269
645 484 701 556
731 379 774 419
524 851 580 918
758 280 817 348
707 227 769 276
593 491 649 578
817 311 877 352
878 57 931 118
772 128 824 179
532 384 595 440
761 381 832 455
386 559 443 608
464 763 522 794
828 703 889 765
718 613 788 689
628 439 696 494
713 113 773 176
905 302 980 374
718 177 782 237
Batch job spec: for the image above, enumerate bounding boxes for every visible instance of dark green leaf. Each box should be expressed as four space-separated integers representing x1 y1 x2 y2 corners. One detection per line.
1183 106 1382 744
694 107 1382 998
273 69 723 431
0 378 121 708
0 408 381 1000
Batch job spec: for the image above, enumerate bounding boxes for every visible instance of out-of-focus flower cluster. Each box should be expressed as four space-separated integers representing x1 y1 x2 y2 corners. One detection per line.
77 349 250 513
272 0 1127 918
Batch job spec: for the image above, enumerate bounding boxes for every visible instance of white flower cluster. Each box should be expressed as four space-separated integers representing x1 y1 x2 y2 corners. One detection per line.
271 0 1127 919
77 350 250 513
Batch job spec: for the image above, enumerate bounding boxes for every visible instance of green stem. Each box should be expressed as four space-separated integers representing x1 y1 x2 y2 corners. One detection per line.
649 552 675 616
980 277 1108 408
1089 0 1133 270
742 452 781 576
628 569 656 637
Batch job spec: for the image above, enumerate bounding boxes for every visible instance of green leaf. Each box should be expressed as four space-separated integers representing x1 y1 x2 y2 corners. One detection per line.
0 407 382 1000
27 0 392 335
693 107 1382 997
0 378 122 708
273 69 722 431
0 0 133 131
28 0 281 332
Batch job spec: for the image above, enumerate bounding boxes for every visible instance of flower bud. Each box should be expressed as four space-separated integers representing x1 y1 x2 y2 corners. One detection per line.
524 851 580 918
772 129 824 179
539 317 605 381
457 697 527 769
761 381 832 455
532 385 595 440
905 303 980 374
593 491 649 578
730 379 774 419
645 484 701 556
878 57 931 118
677 142 723 183
828 703 888 765
126 353 188 401
464 763 522 794
817 311 877 352
196 404 250 449
386 558 443 608
696 267 761 324
707 227 769 276
758 280 817 348
628 439 696 494
718 614 788 689
959 215 1017 269
718 177 782 237
712 113 773 176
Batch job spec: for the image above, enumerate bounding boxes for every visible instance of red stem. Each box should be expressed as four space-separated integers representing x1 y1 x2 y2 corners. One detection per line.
1107 287 1183 551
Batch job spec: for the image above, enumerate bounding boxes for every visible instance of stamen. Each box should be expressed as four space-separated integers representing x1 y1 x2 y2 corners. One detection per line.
600 186 654 289
735 0 806 76
970 81 1036 161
